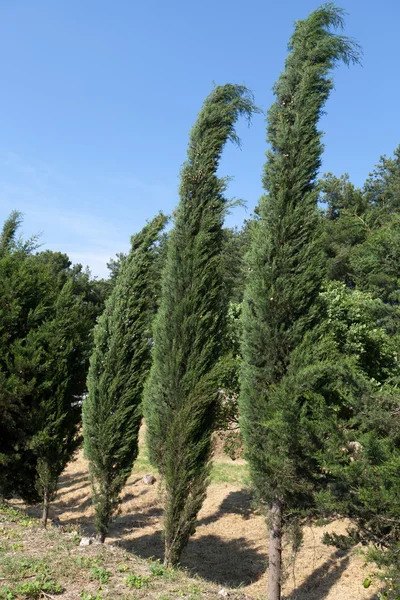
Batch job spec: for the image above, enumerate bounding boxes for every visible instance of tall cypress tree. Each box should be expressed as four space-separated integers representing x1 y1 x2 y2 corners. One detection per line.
144 84 257 566
240 6 360 599
83 214 167 542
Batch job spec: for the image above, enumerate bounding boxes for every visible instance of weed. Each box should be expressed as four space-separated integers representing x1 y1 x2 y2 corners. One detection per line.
0 585 15 600
116 563 129 573
0 502 36 527
77 555 103 569
0 576 63 599
0 528 21 541
15 577 63 598
1 556 52 581
10 542 23 551
150 561 167 577
186 583 203 595
80 590 102 600
124 573 150 589
89 566 111 584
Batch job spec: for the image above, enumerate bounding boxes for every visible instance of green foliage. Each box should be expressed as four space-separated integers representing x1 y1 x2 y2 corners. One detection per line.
240 4 360 517
149 561 168 577
321 147 400 319
283 281 400 595
13 577 63 598
83 214 167 541
319 146 400 593
322 531 357 550
76 556 103 569
89 567 111 584
124 573 149 589
143 84 258 566
80 591 103 600
0 555 62 599
0 214 95 509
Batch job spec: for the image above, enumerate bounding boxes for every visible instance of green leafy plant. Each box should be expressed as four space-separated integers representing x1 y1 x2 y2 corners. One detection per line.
116 563 129 573
149 561 167 577
80 590 102 600
77 556 103 569
124 573 150 589
0 585 15 600
14 577 63 598
89 566 111 584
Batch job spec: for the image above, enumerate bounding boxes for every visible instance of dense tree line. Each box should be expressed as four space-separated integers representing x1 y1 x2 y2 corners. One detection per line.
1 4 399 599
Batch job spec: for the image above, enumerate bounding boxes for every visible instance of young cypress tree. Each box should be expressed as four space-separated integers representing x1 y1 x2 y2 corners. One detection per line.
31 276 93 526
240 6 360 599
83 214 167 542
143 84 257 566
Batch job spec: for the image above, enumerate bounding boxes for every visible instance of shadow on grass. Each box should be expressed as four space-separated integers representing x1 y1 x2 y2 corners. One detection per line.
57 471 88 490
282 548 354 600
117 529 267 588
198 489 253 527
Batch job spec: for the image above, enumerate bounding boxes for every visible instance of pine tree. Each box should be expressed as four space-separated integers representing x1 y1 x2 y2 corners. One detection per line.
240 6 360 599
83 214 167 542
143 84 257 566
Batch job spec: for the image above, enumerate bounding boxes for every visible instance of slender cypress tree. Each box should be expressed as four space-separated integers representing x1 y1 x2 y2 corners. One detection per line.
31 277 92 526
144 84 257 566
83 214 167 542
240 6 360 599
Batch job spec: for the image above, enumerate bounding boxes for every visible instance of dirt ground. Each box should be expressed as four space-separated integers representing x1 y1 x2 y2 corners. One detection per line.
13 433 380 600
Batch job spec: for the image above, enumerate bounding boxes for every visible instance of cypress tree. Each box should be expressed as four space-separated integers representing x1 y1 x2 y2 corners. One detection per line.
83 214 167 542
143 84 257 566
0 214 94 515
240 6 360 599
31 277 93 526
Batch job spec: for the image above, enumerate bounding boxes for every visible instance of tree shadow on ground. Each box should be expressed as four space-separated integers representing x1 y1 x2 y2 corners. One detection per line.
57 471 88 490
282 549 353 600
198 489 253 527
118 530 267 588
55 492 92 514
55 488 160 537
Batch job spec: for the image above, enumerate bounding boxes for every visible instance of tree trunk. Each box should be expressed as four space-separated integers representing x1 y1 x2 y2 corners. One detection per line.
99 532 106 544
268 499 283 600
42 488 50 528
164 536 181 568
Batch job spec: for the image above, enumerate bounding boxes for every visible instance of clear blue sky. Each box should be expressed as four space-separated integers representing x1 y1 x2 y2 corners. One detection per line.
0 0 398 277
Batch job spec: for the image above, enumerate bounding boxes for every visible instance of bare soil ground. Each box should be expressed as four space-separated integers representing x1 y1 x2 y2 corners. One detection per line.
5 435 382 600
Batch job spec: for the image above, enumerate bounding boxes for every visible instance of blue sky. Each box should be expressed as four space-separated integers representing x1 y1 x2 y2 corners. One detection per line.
0 0 398 277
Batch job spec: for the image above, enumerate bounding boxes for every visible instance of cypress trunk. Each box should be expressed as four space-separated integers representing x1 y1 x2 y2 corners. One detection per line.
268 499 283 600
42 488 50 528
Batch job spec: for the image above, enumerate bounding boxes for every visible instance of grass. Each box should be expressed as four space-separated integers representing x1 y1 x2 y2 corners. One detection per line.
0 500 247 600
210 461 249 486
